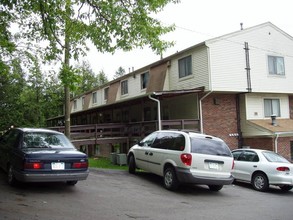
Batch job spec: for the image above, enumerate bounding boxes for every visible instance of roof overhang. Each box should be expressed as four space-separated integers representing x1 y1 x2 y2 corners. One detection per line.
151 87 205 99
55 87 205 119
248 119 293 137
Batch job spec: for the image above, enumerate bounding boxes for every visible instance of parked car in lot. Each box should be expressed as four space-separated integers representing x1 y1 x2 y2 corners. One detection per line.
231 149 293 192
0 128 89 186
127 130 234 191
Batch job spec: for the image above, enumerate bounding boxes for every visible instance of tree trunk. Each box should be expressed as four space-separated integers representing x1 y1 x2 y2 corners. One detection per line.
64 0 71 138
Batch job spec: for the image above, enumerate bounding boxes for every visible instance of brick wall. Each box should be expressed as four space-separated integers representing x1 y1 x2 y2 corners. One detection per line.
243 137 292 162
243 138 274 151
276 137 292 161
201 94 239 150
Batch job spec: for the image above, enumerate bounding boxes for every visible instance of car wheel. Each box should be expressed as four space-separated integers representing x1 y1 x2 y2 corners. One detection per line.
252 173 269 192
208 185 223 191
66 181 78 186
8 165 18 186
163 167 179 191
279 185 293 191
128 155 136 174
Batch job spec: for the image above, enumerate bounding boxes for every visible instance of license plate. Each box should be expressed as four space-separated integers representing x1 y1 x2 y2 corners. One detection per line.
208 162 219 170
51 162 65 170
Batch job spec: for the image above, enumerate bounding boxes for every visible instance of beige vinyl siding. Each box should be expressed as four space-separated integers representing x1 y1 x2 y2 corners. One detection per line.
90 90 103 107
240 93 290 137
207 24 293 93
245 93 290 120
168 46 209 90
118 70 151 100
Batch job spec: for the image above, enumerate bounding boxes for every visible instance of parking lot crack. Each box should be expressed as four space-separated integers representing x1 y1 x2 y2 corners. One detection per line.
125 213 149 219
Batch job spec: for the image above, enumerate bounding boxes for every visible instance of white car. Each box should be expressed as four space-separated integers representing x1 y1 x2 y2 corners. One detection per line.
127 130 234 191
232 149 293 192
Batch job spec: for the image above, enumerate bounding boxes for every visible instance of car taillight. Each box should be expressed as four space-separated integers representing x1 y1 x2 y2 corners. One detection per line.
24 162 43 169
180 153 192 166
72 162 88 169
276 167 290 172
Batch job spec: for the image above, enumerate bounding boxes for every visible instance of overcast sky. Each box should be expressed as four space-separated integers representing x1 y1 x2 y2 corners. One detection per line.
83 0 293 79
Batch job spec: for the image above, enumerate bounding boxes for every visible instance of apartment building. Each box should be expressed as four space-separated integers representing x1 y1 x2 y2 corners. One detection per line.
48 22 293 160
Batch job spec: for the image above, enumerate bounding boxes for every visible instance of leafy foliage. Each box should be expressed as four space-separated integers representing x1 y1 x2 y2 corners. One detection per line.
0 54 64 131
74 61 109 96
113 66 126 79
5 0 178 83
0 0 179 133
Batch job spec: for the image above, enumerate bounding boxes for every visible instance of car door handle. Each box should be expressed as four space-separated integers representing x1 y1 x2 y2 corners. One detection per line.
253 165 257 168
149 152 153 156
145 151 149 155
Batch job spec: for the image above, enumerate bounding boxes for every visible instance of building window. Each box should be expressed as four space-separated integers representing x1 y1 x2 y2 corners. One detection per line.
178 55 192 78
268 56 285 75
264 99 280 117
73 100 77 110
82 97 85 107
141 72 149 89
92 92 97 104
104 87 109 100
121 80 128 95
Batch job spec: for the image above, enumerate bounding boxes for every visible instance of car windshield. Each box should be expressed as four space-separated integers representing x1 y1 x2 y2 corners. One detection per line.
23 132 75 149
262 151 289 163
191 137 232 157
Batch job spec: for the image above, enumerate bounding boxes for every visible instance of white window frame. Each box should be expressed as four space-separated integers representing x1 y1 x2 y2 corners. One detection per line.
121 80 128 95
141 72 149 90
82 96 85 107
268 55 285 76
92 92 97 104
73 100 77 110
178 55 192 78
264 98 280 117
104 87 109 100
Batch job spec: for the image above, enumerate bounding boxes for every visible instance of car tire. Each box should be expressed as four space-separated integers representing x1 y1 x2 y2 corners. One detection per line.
7 165 18 186
66 181 78 186
128 155 136 174
163 167 179 191
208 185 223 191
279 185 293 191
252 173 269 192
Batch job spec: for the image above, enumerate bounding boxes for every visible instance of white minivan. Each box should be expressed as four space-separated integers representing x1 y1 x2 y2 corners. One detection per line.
127 130 234 191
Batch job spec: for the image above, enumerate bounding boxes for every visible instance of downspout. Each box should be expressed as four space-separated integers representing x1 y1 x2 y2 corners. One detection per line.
199 91 213 134
149 93 162 130
274 133 280 153
199 44 213 134
274 132 293 153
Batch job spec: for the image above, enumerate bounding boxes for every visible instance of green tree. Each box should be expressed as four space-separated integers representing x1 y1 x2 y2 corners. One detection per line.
97 70 109 86
3 0 179 137
113 66 126 79
74 61 109 96
0 2 17 82
42 72 64 124
0 58 26 131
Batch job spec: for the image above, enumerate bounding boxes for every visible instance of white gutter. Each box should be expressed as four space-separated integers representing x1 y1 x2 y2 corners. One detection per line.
148 94 162 130
199 91 213 134
274 131 293 153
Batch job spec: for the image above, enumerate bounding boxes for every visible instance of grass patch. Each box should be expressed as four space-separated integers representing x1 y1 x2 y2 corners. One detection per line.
89 157 128 171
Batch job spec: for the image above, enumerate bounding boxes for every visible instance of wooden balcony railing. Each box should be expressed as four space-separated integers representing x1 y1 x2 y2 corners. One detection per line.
49 119 200 147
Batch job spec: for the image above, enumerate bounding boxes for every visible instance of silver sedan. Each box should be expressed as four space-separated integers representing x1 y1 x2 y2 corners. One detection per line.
231 149 293 192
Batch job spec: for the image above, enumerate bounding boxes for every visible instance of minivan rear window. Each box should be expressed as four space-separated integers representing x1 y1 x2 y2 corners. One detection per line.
191 137 232 157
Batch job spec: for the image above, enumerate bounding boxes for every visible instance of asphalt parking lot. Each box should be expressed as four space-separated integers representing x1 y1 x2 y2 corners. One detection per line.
0 168 292 220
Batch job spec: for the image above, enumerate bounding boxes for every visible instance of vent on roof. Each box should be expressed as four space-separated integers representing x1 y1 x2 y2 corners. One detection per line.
240 23 243 30
271 115 277 126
